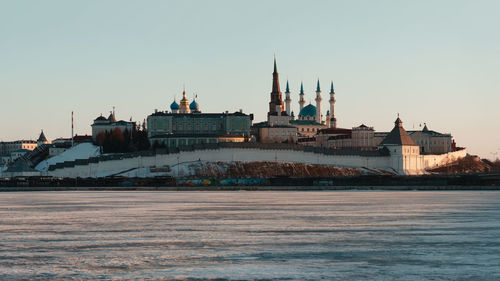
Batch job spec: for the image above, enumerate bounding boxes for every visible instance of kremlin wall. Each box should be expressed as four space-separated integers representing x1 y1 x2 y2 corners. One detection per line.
44 143 467 178
1 58 467 178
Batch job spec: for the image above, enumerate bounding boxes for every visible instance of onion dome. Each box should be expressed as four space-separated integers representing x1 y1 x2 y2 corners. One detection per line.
170 100 180 110
189 100 199 111
299 104 317 117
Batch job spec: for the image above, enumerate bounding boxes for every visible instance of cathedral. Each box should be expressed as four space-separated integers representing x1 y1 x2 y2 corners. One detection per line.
255 58 338 143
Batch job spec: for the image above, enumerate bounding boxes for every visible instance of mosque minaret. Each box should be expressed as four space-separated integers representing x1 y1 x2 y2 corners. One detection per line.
329 81 336 128
315 79 322 123
298 82 305 112
285 80 291 116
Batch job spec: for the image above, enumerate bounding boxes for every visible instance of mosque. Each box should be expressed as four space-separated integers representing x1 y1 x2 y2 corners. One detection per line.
254 58 456 156
254 58 336 143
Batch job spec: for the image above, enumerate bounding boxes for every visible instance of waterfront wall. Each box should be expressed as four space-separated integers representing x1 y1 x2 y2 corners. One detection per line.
422 149 468 169
47 147 391 178
34 143 468 178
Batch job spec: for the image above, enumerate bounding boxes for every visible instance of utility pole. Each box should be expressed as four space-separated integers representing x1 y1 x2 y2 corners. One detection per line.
71 111 74 147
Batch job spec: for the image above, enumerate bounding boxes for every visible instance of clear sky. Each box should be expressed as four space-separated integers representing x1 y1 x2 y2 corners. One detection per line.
1 0 499 158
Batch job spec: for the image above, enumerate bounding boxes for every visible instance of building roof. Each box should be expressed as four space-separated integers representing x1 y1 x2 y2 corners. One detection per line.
299 104 316 117
379 118 418 146
150 133 246 139
94 115 107 122
91 120 135 127
255 124 296 129
406 123 451 137
353 124 374 131
290 120 323 126
150 111 251 118
108 112 117 122
407 130 451 137
73 135 93 142
318 127 352 135
37 130 47 142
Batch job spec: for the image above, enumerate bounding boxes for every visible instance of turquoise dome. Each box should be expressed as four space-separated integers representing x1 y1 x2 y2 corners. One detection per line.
170 100 179 110
189 100 199 111
299 104 316 117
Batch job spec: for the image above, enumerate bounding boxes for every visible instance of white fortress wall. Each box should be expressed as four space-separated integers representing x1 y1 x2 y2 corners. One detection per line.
47 148 392 178
422 149 467 170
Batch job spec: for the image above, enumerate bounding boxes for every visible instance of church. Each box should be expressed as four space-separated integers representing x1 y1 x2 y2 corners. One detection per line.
254 58 337 143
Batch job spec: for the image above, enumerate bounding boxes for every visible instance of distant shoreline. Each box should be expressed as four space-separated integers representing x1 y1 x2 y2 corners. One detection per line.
1 185 500 192
1 173 499 191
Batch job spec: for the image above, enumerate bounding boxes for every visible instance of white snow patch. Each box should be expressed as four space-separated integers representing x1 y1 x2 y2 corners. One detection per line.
35 143 101 172
91 161 229 178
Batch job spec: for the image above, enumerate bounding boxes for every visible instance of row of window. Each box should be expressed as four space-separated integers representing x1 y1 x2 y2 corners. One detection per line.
300 127 319 132
416 139 449 145
153 120 248 132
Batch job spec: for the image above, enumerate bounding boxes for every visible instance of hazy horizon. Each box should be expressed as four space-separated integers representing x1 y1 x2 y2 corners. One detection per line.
1 0 499 158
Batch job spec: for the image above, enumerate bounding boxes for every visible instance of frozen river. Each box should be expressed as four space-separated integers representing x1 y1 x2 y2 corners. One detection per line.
0 191 499 280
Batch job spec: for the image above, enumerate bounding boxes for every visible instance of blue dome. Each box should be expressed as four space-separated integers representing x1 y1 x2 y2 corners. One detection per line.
170 100 179 110
299 104 316 117
189 100 199 110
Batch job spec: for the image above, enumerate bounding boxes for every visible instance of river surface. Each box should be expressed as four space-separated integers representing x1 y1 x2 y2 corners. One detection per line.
0 191 499 280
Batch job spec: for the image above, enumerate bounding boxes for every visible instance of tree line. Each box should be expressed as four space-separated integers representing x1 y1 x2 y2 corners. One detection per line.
95 127 150 153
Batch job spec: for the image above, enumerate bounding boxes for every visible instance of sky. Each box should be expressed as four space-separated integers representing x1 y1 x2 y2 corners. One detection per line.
0 0 499 158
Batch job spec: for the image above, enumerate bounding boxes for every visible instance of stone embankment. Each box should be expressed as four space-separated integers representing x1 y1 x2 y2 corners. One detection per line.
1 173 499 191
191 161 362 178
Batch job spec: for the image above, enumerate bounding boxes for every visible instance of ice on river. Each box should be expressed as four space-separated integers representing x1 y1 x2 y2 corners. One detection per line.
0 191 499 280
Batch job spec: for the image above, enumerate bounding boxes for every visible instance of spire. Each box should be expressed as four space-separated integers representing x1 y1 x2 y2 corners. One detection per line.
316 79 321 92
272 57 280 93
268 56 284 116
285 80 290 93
330 81 334 94
37 130 47 143
395 116 403 127
273 56 277 74
300 81 304 95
